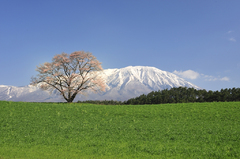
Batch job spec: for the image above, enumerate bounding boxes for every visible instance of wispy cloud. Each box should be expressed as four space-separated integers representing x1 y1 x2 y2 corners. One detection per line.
229 37 236 42
203 75 215 81
173 70 230 82
226 30 236 42
204 76 230 81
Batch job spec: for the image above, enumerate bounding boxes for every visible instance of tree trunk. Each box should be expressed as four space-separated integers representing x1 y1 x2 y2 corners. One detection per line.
67 98 73 103
67 92 78 103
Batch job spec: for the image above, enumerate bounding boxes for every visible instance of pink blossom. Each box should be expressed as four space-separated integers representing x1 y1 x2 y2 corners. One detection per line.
31 51 106 103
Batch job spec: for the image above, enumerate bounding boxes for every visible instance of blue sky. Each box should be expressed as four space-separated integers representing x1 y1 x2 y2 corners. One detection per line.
0 0 239 91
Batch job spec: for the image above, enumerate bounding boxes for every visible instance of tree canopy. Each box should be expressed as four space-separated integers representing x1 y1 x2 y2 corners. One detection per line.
31 51 106 103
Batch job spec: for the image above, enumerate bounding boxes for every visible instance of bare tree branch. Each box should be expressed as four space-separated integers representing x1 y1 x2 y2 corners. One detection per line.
31 51 106 103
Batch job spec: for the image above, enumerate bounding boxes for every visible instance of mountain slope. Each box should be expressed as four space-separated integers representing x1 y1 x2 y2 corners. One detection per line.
0 66 200 102
90 66 200 101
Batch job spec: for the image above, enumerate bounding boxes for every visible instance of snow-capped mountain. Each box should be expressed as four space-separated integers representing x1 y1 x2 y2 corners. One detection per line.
0 85 62 102
0 66 200 102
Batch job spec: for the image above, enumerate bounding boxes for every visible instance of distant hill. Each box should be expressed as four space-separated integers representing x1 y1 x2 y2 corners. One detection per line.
0 66 200 102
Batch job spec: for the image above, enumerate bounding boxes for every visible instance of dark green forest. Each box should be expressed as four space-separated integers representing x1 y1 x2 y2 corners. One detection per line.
78 87 240 105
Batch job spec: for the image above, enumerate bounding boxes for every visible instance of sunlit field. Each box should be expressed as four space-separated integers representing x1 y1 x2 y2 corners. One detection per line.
0 101 240 158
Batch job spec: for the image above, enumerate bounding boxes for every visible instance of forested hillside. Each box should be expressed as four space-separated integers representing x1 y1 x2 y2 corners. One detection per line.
79 87 240 105
126 87 240 105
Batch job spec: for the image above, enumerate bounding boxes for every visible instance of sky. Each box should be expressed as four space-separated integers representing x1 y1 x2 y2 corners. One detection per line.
0 0 240 91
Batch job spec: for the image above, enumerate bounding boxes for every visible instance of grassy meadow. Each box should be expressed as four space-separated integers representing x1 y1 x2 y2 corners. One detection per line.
0 101 240 158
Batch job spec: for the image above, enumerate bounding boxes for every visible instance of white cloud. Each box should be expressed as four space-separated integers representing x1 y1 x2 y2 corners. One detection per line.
227 30 233 34
173 70 200 79
229 37 236 42
173 70 230 82
220 77 230 81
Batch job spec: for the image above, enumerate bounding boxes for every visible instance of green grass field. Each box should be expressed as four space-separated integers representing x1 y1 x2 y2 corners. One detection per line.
0 101 240 158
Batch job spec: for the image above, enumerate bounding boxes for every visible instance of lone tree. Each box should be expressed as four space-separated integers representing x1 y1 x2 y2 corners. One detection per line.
31 51 106 103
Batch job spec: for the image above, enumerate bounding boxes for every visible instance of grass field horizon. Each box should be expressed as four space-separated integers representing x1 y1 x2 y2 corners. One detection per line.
0 101 240 158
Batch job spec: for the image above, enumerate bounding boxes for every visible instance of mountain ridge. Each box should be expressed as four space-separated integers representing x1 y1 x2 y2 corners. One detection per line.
0 66 200 102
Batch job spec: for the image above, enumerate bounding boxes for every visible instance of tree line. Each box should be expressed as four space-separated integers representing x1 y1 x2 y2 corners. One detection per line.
78 87 240 105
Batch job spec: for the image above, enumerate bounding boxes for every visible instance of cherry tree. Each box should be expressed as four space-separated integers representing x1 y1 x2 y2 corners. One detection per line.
31 51 106 103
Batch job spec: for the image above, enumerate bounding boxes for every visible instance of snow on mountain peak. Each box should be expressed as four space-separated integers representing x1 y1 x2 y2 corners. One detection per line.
0 66 201 102
103 66 199 89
